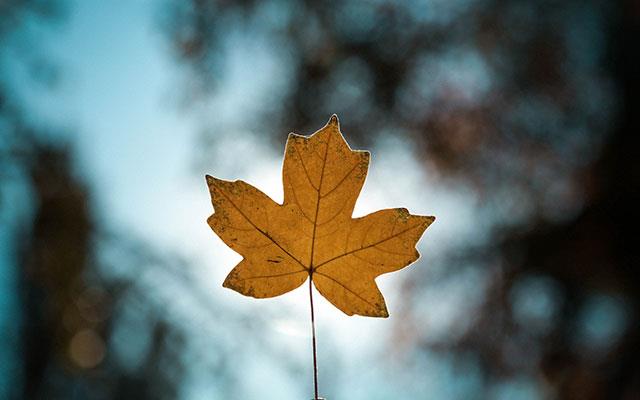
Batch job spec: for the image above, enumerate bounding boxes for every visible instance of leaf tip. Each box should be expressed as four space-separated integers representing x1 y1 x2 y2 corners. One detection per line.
206 214 215 226
370 307 389 318
222 273 236 290
418 215 436 233
379 301 390 318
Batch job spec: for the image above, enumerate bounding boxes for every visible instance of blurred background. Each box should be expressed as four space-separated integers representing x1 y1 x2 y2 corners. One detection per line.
1 0 637 399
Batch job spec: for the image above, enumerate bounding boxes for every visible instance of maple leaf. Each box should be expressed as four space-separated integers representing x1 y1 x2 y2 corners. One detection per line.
206 115 434 317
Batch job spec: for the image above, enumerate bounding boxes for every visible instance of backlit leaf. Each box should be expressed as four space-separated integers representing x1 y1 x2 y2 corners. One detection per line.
206 115 434 317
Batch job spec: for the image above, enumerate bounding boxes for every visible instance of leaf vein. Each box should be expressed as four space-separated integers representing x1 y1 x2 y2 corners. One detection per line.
315 223 423 271
309 131 331 268
315 272 377 309
319 161 359 199
293 141 319 191
215 186 307 269
234 269 307 282
287 178 316 225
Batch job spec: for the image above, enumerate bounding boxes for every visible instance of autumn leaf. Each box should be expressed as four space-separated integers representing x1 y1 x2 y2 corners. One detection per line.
206 115 434 317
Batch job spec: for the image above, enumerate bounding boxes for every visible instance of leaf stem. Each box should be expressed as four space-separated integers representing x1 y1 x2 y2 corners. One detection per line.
309 275 319 400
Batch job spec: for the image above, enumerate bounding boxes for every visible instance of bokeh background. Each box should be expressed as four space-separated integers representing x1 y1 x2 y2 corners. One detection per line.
1 0 637 399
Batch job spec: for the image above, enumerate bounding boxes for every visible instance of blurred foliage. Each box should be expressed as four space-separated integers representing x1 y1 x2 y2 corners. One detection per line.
163 0 638 398
0 1 273 399
163 0 616 220
2 135 254 399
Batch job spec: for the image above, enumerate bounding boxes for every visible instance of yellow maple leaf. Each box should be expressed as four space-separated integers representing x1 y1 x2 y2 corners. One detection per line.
206 115 435 317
